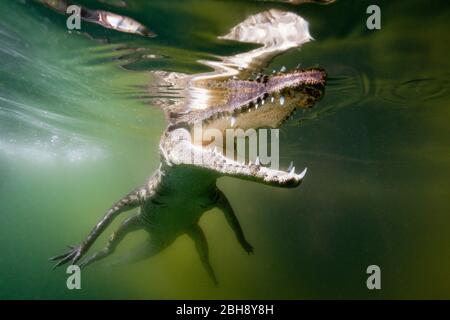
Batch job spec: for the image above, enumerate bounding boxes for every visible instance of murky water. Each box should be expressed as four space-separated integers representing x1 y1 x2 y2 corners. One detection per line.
1 0 449 299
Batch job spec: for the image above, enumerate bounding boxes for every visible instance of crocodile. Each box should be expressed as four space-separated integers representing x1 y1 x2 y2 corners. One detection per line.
50 9 327 284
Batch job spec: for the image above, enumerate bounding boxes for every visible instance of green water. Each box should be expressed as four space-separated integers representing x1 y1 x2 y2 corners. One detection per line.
1 0 449 299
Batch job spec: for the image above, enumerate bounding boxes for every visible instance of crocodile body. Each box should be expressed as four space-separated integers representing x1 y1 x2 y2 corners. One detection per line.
51 9 327 284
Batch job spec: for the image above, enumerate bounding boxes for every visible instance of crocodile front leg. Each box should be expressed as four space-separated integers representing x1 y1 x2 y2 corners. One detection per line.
50 173 160 268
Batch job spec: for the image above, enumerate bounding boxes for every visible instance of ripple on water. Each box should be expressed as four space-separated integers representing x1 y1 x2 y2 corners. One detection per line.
377 75 450 106
296 67 450 126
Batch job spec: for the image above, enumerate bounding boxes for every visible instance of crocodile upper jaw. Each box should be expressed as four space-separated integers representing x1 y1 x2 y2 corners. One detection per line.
170 68 326 133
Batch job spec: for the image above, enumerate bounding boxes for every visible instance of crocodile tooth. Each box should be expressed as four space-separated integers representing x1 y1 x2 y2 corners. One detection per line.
255 103 259 109
298 167 308 179
271 96 274 103
213 146 217 153
289 166 295 175
255 156 260 165
280 96 285 106
230 117 236 127
280 65 286 72
261 99 265 105
287 161 294 172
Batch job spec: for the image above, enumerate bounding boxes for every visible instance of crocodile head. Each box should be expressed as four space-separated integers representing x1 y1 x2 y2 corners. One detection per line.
159 67 326 189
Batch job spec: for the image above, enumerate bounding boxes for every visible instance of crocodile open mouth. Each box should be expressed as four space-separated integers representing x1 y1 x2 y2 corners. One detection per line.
162 66 327 187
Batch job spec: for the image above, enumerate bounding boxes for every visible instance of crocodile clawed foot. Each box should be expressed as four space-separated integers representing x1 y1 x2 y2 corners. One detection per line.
49 244 85 269
243 242 254 255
